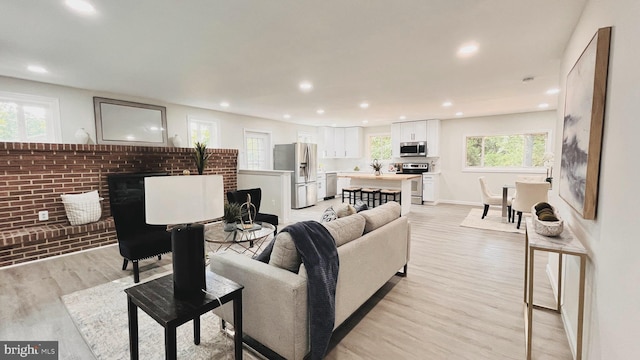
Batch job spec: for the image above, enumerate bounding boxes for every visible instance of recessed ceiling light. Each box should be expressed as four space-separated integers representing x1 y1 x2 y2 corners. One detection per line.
538 103 549 109
220 101 230 107
546 88 560 95
283 114 291 119
299 81 313 92
65 0 96 15
359 102 369 109
27 65 47 74
362 120 369 124
317 109 325 115
442 101 452 107
455 112 464 116
457 43 479 57
399 116 406 120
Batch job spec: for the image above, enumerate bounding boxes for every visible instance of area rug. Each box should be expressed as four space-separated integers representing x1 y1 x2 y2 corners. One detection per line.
62 269 261 360
460 208 526 234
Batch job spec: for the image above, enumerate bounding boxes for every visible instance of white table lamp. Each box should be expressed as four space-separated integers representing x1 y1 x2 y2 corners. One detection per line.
144 174 224 299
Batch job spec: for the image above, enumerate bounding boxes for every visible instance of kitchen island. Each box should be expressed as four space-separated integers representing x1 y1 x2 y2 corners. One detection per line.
337 173 421 215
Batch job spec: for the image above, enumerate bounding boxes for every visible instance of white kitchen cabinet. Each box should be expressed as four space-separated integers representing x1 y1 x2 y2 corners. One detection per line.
422 173 440 204
399 120 427 142
391 123 401 158
317 173 327 200
426 119 441 157
319 126 362 158
334 128 345 158
319 127 335 158
344 127 363 158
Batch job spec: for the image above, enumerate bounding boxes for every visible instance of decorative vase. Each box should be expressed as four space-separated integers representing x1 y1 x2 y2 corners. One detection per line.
74 128 90 144
172 134 183 147
375 170 381 176
223 222 237 232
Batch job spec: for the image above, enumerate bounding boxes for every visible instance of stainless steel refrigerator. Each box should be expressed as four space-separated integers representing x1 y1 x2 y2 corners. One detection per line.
274 143 317 209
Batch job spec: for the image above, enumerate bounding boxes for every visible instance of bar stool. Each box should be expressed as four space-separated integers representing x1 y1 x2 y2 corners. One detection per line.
360 188 381 208
342 187 362 205
380 189 401 205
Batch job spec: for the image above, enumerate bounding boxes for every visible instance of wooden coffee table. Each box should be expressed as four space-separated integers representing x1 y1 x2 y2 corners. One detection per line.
125 271 244 360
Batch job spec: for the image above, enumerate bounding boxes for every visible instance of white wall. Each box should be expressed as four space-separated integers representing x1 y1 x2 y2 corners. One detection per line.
439 111 556 204
0 76 317 163
547 0 640 359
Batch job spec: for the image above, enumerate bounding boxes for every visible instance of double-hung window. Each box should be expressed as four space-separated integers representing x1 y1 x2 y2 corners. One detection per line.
244 130 271 170
464 132 549 170
0 92 60 143
187 116 219 147
368 134 392 161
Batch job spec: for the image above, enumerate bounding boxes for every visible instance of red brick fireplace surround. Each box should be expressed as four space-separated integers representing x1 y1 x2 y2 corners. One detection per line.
0 142 238 268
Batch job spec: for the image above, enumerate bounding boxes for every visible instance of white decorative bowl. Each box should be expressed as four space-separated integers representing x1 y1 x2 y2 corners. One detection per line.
531 203 564 237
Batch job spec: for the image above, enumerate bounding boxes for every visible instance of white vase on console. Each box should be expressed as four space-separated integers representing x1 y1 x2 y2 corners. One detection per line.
171 134 183 147
74 128 90 144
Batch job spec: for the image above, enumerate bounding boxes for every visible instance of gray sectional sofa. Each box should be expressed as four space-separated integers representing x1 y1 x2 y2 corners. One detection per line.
209 201 411 360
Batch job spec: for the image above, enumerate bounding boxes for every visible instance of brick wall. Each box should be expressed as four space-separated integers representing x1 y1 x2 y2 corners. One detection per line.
0 141 238 267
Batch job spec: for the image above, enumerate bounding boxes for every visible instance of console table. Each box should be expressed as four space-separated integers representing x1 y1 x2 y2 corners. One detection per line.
125 271 244 360
524 218 587 360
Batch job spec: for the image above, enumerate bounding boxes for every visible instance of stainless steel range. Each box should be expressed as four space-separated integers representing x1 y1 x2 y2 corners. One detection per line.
399 163 430 204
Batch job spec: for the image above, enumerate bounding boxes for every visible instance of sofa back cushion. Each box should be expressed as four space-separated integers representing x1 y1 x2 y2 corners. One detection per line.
269 214 366 273
359 201 401 233
322 214 365 247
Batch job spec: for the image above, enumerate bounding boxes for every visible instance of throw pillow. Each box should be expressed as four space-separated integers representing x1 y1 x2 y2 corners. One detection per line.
353 199 368 212
60 190 102 226
268 232 301 272
333 202 356 218
321 206 338 223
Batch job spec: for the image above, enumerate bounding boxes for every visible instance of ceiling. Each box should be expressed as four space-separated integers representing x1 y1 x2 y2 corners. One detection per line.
0 0 587 127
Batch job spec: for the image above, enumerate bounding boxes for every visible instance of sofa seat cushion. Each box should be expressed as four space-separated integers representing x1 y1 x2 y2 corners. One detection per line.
323 214 365 247
359 201 401 233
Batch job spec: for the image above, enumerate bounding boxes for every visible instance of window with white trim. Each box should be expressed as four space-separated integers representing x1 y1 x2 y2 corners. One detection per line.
0 92 60 143
187 116 219 147
368 134 392 161
465 132 549 169
244 130 271 170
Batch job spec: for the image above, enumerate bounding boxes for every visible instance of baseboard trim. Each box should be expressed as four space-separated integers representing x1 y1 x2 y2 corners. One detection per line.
0 243 118 270
437 199 483 206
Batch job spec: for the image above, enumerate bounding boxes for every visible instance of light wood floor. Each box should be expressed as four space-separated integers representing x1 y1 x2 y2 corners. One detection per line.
0 200 572 359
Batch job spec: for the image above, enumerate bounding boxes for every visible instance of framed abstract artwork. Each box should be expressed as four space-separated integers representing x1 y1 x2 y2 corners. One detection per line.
559 27 611 219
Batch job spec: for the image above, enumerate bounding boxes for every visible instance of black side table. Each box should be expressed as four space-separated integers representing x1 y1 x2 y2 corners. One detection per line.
124 271 244 360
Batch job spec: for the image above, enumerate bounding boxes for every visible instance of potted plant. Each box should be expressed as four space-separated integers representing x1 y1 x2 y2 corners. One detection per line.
223 202 242 231
193 141 210 175
370 159 383 176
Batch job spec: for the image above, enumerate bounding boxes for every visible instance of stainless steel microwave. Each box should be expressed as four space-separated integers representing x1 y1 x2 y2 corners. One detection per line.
400 141 427 157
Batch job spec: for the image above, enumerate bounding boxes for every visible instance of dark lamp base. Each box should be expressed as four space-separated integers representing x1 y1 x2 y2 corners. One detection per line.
171 224 206 299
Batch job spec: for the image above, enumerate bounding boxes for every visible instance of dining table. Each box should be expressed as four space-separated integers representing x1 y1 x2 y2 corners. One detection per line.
502 184 515 221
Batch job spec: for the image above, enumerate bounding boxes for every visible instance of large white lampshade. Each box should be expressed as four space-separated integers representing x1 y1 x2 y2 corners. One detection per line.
144 174 224 225
143 174 224 299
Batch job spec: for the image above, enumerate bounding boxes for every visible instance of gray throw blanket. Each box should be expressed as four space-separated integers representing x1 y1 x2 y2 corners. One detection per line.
282 221 338 360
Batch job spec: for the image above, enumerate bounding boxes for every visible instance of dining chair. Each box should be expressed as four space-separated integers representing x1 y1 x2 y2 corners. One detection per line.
511 181 550 229
516 175 546 182
479 177 512 222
